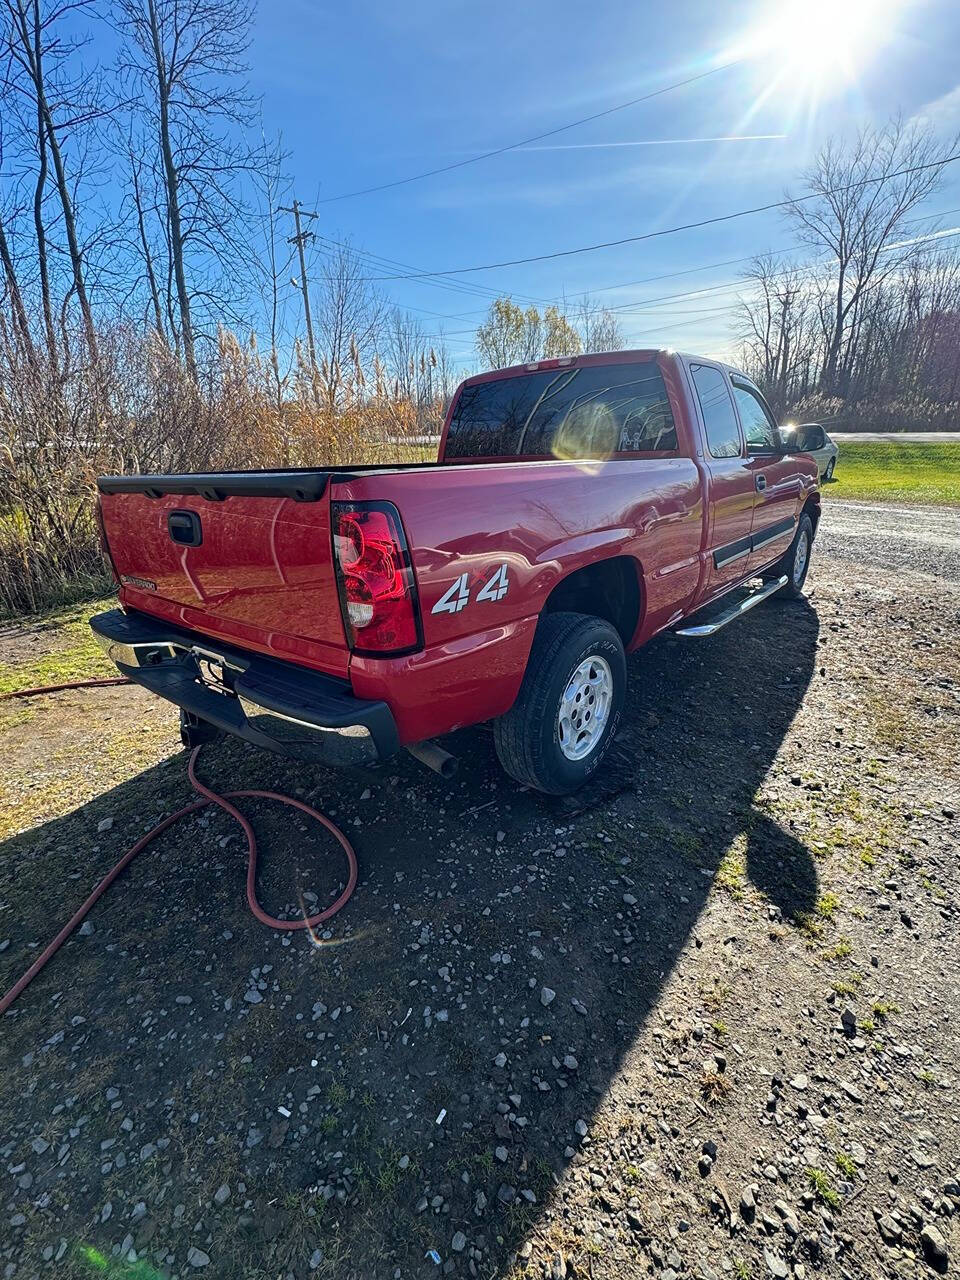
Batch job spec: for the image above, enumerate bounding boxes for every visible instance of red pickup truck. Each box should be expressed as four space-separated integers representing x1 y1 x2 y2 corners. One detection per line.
92 350 820 794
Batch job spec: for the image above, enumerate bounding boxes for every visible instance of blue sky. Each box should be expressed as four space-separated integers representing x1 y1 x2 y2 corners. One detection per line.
251 0 960 368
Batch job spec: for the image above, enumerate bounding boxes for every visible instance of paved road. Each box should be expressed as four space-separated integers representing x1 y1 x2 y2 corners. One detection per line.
831 431 958 442
818 498 960 585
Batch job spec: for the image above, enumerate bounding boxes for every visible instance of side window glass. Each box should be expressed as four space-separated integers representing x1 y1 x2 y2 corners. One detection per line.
690 364 741 459
732 383 780 453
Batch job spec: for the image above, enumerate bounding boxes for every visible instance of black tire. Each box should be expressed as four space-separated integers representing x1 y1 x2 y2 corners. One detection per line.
776 512 814 599
824 458 835 481
493 612 626 796
179 709 222 750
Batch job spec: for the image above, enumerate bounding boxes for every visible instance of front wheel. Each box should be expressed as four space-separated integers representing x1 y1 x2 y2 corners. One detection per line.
493 612 626 795
824 458 835 481
778 512 814 599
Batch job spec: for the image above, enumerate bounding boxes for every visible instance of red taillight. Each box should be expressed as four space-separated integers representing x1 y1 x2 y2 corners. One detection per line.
332 502 421 655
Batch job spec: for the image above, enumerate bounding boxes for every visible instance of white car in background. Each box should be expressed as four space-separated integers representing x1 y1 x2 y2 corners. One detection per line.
782 422 839 481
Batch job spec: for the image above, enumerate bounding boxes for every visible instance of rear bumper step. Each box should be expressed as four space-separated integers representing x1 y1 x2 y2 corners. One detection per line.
90 608 399 767
674 576 787 638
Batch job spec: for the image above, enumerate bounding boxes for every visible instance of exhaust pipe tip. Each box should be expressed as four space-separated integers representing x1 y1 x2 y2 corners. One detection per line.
406 740 458 779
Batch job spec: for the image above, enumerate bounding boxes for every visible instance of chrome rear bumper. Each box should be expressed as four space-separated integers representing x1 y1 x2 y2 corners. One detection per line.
90 608 399 767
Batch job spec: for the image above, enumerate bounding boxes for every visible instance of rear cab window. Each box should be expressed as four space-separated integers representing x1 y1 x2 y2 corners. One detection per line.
690 363 742 459
730 378 781 453
444 360 678 460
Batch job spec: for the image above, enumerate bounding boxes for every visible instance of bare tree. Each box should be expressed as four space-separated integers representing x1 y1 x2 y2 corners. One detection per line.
0 0 108 360
735 255 814 415
312 238 383 410
116 0 269 379
573 296 625 353
784 117 958 395
0 124 34 359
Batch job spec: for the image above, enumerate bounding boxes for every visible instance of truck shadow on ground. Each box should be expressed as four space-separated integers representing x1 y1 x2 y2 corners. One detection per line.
0 597 820 1279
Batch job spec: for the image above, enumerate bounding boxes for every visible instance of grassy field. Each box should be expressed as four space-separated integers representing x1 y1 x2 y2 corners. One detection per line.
0 603 115 697
826 440 960 505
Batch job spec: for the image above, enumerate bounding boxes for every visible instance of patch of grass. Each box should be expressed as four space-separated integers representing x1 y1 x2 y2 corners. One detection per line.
374 1144 405 1196
816 892 841 919
921 875 948 902
834 1151 857 1177
792 911 823 940
734 1261 752 1280
807 1167 841 1210
714 837 747 899
831 973 863 996
871 1000 900 1022
0 608 115 695
859 849 876 867
919 1069 938 1086
700 1069 732 1105
703 979 731 1013
858 1018 875 1034
710 1019 728 1039
823 441 960 507
823 937 853 961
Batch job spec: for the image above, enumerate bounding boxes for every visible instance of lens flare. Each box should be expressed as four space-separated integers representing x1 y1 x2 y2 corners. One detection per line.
738 0 899 90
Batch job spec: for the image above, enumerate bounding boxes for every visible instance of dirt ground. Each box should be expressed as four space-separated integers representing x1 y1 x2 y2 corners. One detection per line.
1 504 958 1280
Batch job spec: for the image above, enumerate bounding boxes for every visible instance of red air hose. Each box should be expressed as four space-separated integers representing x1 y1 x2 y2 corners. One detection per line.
0 683 358 1017
0 676 130 700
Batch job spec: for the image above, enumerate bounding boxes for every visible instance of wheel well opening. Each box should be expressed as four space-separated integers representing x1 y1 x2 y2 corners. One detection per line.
542 557 641 645
803 494 822 535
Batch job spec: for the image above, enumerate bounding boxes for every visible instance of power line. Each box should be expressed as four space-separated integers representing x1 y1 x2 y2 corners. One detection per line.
312 233 550 308
560 203 960 301
361 155 960 281
408 225 960 344
317 62 739 204
603 225 960 317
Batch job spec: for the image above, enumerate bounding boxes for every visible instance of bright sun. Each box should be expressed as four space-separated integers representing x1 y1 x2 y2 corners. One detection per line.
742 0 899 89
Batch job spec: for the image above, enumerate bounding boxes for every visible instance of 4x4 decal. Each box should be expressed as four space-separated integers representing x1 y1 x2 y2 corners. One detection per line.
432 564 510 616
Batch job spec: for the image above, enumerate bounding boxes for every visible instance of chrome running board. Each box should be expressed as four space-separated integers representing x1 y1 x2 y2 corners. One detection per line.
674 576 788 638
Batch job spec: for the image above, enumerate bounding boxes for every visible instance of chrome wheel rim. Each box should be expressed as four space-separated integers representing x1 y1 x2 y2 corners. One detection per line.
558 655 613 761
793 531 809 585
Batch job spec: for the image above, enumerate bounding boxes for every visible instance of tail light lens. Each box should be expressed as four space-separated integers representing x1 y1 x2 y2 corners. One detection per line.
332 501 421 655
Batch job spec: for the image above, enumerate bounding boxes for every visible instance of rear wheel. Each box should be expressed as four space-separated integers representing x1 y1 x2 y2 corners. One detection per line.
493 612 626 795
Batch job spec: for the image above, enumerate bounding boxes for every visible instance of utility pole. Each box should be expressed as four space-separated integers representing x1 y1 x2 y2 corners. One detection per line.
281 200 319 387
773 286 799 399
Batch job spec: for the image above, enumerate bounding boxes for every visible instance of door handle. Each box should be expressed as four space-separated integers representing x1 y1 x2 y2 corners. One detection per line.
755 475 767 492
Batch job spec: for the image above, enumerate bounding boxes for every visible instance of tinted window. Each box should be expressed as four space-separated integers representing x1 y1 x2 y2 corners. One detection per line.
690 364 740 459
732 382 780 452
445 361 677 459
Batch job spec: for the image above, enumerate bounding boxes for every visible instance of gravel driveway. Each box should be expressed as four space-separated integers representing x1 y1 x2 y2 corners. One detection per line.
819 499 960 583
1 505 958 1280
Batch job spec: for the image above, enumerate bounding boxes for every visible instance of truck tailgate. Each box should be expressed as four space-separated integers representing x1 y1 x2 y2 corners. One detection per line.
98 477 349 677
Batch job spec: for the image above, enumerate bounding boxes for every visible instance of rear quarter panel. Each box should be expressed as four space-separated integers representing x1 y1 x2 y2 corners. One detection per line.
335 457 703 741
